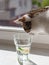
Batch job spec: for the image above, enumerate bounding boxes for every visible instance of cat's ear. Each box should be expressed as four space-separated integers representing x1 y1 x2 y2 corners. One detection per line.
13 15 32 33
13 16 26 25
45 6 49 9
13 18 23 25
13 14 31 25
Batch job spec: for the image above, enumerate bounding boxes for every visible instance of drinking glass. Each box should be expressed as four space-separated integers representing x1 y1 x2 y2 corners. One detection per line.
14 32 34 65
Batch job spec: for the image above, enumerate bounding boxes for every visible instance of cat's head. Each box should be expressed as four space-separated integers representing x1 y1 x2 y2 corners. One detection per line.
14 7 49 33
14 14 32 33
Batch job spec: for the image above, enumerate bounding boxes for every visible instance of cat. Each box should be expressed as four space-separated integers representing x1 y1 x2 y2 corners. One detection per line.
14 6 49 34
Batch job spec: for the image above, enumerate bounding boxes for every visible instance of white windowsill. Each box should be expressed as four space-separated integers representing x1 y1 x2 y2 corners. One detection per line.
0 26 24 32
0 26 25 40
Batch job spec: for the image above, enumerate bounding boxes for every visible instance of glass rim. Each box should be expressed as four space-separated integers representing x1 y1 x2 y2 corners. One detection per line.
13 32 31 39
13 32 32 45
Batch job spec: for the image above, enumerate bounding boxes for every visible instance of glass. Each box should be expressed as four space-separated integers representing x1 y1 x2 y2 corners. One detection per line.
14 32 34 65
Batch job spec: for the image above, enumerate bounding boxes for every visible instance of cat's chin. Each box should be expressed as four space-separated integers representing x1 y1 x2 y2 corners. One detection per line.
29 28 48 35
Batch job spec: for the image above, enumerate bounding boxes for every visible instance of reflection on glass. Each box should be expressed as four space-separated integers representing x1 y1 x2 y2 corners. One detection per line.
14 32 36 65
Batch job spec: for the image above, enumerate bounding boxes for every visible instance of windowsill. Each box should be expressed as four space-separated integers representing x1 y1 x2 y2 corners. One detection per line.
0 26 24 32
0 26 25 40
0 26 49 49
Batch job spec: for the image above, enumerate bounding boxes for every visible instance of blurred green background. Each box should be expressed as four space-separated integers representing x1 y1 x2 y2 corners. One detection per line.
32 0 49 8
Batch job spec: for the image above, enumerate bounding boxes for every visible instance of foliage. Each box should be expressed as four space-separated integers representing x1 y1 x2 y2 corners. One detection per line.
42 0 49 7
32 0 41 7
32 0 49 8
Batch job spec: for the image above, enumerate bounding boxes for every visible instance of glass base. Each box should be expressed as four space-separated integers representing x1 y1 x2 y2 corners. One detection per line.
18 54 28 62
18 59 36 65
